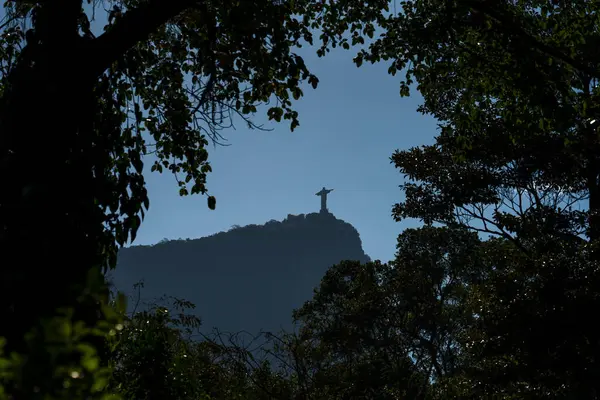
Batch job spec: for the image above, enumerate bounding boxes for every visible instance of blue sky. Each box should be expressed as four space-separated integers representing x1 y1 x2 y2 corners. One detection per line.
80 7 439 263
134 44 439 263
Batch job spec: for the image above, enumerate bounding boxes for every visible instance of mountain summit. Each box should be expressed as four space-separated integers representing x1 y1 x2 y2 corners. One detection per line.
110 212 370 336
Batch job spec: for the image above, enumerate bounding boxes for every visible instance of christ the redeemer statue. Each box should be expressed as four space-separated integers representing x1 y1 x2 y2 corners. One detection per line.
316 187 334 213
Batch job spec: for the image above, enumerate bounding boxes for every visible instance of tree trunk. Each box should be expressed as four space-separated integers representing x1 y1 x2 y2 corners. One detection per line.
0 4 110 398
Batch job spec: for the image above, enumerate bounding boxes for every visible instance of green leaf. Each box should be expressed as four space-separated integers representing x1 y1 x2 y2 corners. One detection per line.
207 195 216 210
132 156 143 174
354 55 363 68
82 355 100 372
58 319 72 338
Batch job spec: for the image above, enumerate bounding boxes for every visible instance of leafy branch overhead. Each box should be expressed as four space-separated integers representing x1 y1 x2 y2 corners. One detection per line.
0 0 338 260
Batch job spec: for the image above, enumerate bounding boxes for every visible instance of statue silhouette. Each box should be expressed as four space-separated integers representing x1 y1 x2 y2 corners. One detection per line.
316 187 334 213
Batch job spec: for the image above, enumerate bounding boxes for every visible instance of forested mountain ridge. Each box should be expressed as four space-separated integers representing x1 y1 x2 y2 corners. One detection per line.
109 211 371 336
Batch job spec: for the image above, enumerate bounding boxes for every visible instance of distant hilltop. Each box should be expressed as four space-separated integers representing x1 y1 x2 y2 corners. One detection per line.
110 212 371 336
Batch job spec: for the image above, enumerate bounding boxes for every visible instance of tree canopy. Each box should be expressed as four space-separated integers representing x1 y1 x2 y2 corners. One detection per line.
374 0 600 397
281 0 600 397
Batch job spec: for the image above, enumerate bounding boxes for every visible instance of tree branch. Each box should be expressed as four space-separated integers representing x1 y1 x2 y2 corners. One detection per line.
463 0 600 78
86 0 199 77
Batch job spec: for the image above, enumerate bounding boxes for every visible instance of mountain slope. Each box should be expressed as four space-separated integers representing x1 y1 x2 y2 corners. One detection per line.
109 212 371 336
